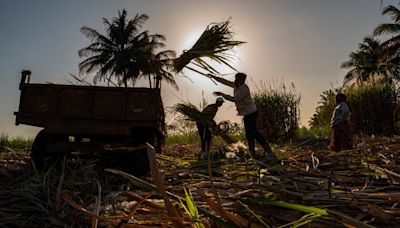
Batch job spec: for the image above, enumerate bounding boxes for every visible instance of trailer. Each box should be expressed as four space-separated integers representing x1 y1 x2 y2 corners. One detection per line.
15 70 165 173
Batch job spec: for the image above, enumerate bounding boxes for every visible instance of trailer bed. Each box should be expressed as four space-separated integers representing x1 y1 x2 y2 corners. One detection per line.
15 83 164 135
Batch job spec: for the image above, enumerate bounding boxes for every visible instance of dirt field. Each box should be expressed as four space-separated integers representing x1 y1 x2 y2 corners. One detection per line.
1 136 400 227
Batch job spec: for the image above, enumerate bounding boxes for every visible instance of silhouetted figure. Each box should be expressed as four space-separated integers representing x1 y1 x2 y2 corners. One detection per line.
330 93 353 151
211 73 276 161
196 97 224 157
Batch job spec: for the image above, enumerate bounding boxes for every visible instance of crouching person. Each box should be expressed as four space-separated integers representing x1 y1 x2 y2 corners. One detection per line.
196 97 224 159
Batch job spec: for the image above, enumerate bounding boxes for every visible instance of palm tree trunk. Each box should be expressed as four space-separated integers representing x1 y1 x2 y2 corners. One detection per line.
148 75 152 88
123 71 128 88
155 75 161 89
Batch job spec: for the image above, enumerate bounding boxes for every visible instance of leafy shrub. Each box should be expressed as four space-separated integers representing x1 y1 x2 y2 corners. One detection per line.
310 82 397 135
253 81 301 142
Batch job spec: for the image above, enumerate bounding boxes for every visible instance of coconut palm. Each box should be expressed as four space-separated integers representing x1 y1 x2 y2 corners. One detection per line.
137 34 177 89
373 3 400 81
341 36 397 86
374 4 400 50
78 9 177 88
309 89 336 128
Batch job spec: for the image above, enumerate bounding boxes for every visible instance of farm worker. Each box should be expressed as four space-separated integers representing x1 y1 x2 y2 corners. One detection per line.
210 73 276 161
330 93 353 152
196 97 224 157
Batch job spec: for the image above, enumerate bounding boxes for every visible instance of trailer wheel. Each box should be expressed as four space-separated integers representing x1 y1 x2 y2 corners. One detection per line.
147 132 163 153
31 130 66 170
131 151 150 176
156 131 165 153
31 130 47 170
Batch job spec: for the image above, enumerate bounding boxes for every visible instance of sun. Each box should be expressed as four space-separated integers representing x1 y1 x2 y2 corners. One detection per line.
180 27 204 52
178 28 243 86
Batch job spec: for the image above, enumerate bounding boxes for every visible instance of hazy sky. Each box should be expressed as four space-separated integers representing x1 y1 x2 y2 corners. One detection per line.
0 0 397 137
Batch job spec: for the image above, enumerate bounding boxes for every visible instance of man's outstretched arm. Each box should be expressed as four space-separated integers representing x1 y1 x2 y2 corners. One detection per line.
214 92 235 102
208 74 235 88
214 85 248 103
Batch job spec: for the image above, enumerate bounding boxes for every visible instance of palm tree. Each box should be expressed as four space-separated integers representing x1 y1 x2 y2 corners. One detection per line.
373 3 400 82
136 33 177 89
341 36 396 86
78 9 177 89
374 4 400 50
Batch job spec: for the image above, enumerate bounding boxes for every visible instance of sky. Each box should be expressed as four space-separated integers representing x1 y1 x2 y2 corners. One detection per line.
0 0 397 138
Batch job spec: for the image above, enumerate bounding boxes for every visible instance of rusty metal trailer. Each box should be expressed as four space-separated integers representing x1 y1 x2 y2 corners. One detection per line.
15 71 164 173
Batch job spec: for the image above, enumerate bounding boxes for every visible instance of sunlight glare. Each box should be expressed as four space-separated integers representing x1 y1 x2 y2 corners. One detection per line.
178 28 243 87
180 27 204 52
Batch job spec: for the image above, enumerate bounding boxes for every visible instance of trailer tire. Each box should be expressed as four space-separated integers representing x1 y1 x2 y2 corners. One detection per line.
156 131 164 153
131 152 150 176
31 130 47 170
147 132 163 153
31 130 66 171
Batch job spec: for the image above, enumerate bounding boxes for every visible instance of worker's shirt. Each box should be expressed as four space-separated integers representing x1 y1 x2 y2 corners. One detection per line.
202 104 219 120
330 102 351 127
221 84 257 116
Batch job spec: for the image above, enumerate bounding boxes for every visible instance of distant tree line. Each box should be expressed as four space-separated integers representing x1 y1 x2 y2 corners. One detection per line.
310 1 400 135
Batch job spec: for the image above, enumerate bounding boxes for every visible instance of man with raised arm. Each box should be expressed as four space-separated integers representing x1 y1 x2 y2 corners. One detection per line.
210 73 276 161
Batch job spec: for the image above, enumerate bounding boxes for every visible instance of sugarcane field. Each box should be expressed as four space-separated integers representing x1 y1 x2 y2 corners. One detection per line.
2 130 400 227
3 1 400 227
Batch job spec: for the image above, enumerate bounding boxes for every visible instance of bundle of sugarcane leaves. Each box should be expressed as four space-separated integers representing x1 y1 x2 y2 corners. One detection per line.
173 102 214 127
173 18 245 76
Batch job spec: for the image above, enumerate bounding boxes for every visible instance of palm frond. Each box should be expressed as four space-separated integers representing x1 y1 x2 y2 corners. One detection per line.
382 5 400 22
374 23 400 36
80 27 116 48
